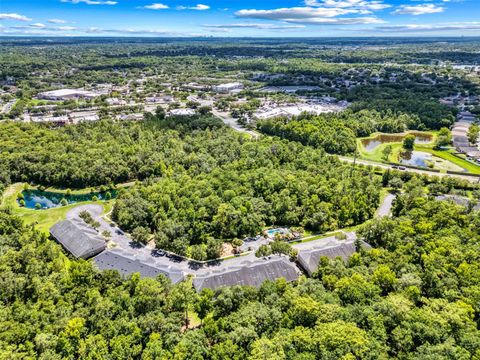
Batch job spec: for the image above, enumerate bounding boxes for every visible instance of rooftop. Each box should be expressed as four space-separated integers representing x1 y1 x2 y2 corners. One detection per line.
93 249 185 283
297 238 371 276
193 256 300 291
50 219 106 259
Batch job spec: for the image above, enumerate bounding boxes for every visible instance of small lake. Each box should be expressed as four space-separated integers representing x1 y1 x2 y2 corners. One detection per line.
400 151 432 167
362 133 433 152
20 189 116 209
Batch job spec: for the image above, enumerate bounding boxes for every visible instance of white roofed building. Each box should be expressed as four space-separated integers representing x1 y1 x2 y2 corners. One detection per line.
38 89 100 101
213 82 244 93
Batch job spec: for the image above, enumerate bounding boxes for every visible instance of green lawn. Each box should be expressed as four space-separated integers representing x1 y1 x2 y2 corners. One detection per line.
357 138 401 163
291 231 344 244
415 146 480 175
1 183 114 234
357 131 480 174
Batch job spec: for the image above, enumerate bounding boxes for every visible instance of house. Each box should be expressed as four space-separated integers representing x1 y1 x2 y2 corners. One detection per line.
297 238 371 276
213 82 244 93
50 219 106 259
38 89 100 101
93 249 185 283
193 256 300 291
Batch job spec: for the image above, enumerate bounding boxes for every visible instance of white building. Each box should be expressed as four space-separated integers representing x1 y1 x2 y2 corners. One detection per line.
213 82 244 93
254 103 347 121
38 89 100 101
106 98 127 106
69 111 100 123
168 108 196 117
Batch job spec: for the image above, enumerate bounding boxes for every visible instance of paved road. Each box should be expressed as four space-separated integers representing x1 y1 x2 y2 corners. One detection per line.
211 109 261 139
338 156 480 183
376 193 396 217
67 191 397 278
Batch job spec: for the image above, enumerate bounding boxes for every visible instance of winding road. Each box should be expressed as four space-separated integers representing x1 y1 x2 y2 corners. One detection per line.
66 192 396 280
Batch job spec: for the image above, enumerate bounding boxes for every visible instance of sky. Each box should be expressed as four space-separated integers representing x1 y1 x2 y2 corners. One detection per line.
1 0 479 37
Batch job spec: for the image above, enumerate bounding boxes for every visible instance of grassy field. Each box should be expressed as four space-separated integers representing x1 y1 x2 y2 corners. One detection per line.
415 146 480 175
1 183 114 234
357 131 480 174
357 138 402 163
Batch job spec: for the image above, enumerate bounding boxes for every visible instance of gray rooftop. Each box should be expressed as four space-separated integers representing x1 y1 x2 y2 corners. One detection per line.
435 195 480 211
50 219 106 259
193 256 300 292
297 239 371 276
93 249 185 283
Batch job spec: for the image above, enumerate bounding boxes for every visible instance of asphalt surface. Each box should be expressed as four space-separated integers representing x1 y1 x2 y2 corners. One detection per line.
66 192 396 279
377 193 396 217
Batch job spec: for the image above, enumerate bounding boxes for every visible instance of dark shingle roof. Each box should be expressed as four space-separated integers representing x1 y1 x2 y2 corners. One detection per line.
193 256 300 292
50 219 106 259
297 239 371 276
93 250 184 283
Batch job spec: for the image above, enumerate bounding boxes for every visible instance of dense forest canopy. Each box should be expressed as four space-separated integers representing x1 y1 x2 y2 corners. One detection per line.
0 118 380 258
0 117 224 188
1 190 479 359
1 37 480 359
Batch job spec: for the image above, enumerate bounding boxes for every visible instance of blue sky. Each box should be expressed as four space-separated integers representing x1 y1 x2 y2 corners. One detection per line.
1 0 479 37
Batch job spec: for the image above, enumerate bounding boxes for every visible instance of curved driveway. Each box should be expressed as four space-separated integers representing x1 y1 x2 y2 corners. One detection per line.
66 192 396 279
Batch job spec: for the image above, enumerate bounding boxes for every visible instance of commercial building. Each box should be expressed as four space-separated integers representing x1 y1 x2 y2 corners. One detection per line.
168 108 196 117
38 89 100 101
253 103 345 121
213 82 244 93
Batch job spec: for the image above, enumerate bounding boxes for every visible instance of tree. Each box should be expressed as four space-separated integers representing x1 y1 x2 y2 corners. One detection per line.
195 288 214 325
131 226 150 244
388 177 404 193
155 106 166 119
434 127 452 149
382 145 393 161
403 135 415 150
467 124 479 145
169 277 197 327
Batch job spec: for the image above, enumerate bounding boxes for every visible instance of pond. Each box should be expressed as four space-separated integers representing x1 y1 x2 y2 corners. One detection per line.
362 132 433 152
399 151 432 167
20 189 116 209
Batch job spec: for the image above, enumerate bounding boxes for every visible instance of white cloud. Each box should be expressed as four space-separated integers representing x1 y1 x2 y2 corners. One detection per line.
61 0 117 5
236 7 359 19
392 4 445 15
56 26 77 31
143 3 169 10
235 6 384 25
30 23 46 28
177 4 210 10
203 23 306 30
48 19 67 24
0 13 32 22
372 22 480 32
305 0 390 11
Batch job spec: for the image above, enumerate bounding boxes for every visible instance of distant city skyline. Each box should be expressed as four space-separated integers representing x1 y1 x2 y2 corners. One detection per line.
1 0 479 37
